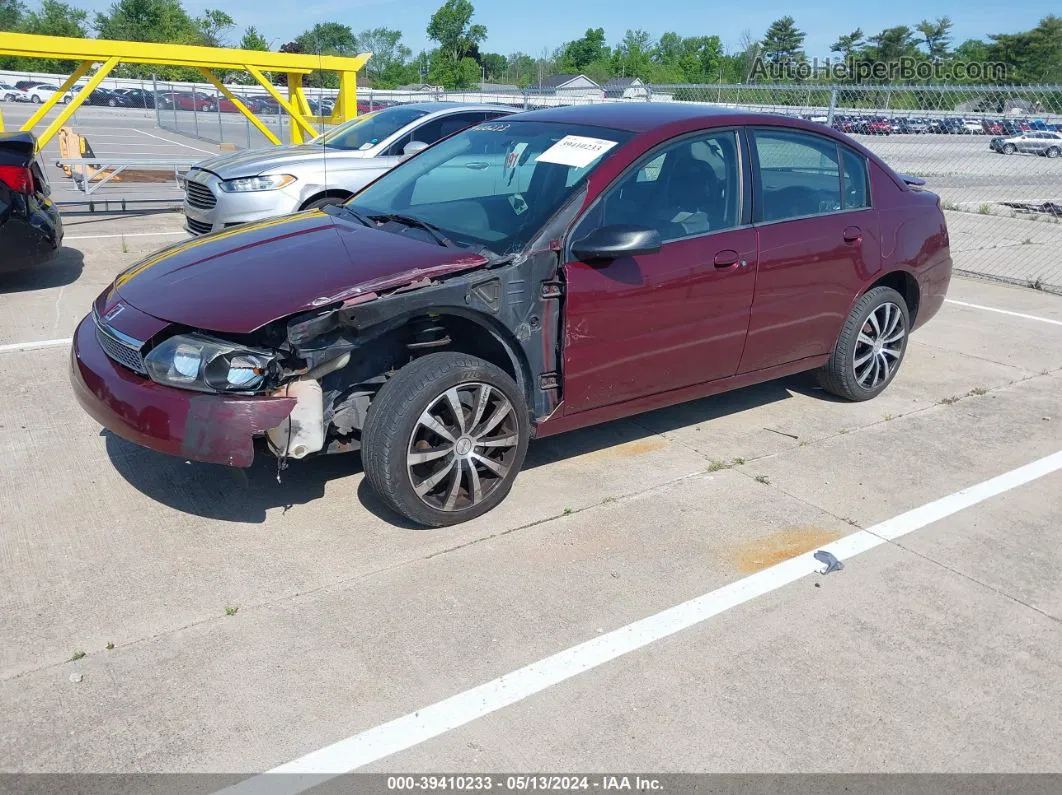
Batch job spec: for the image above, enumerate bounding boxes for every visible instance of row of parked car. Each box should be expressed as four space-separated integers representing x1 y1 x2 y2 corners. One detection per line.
828 114 1062 137
1 80 369 116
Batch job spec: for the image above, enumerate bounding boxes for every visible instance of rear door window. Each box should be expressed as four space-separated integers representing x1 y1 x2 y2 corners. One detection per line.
840 148 869 210
752 128 842 222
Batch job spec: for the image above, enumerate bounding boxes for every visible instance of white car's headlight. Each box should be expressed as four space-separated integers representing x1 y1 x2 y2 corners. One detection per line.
144 334 277 393
218 174 297 193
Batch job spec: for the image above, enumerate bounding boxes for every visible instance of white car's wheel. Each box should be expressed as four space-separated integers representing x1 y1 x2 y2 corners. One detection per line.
30 95 41 104
1002 143 1017 154
1046 147 1061 159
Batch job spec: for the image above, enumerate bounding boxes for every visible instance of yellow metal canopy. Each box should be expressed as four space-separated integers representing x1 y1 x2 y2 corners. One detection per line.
0 32 371 148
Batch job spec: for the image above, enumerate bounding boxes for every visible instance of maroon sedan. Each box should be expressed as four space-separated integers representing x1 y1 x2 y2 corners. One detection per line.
72 104 952 526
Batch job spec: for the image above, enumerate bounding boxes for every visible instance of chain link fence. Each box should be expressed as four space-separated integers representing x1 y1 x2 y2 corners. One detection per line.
152 81 1062 293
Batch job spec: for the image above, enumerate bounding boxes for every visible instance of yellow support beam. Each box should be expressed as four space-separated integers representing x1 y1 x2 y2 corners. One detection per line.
245 66 318 142
199 68 281 146
332 70 359 124
0 32 370 74
0 31 370 151
27 57 119 148
22 60 94 131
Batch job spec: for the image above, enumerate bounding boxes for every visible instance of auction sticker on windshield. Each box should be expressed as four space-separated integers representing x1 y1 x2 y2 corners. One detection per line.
537 135 619 168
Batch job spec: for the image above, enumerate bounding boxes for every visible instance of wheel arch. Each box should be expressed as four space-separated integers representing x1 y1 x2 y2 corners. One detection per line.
866 269 920 325
299 189 353 211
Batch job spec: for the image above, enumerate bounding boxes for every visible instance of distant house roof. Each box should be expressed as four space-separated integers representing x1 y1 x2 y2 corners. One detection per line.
603 77 648 98
396 83 442 92
538 74 600 90
478 82 520 92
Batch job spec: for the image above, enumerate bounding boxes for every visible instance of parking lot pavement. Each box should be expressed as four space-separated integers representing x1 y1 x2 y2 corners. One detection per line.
0 218 1061 777
2 104 224 206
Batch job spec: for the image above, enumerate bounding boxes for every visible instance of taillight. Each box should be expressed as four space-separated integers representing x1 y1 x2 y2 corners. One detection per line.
0 165 34 194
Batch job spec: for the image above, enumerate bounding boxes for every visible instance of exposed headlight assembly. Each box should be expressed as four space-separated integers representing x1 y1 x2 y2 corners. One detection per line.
144 334 277 393
218 174 296 193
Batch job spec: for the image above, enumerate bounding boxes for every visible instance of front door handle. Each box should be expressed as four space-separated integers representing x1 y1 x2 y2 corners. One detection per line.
714 249 740 268
843 226 862 243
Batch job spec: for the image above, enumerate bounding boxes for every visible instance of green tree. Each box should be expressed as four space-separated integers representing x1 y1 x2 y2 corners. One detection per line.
760 16 805 65
863 26 919 62
479 51 507 82
652 33 723 82
356 27 411 86
239 26 269 51
558 27 609 73
9 0 88 71
506 51 536 87
830 28 864 69
296 22 357 55
95 0 201 44
21 0 87 37
195 8 233 47
987 15 1062 84
612 29 653 79
426 0 486 67
1 0 25 30
917 16 952 61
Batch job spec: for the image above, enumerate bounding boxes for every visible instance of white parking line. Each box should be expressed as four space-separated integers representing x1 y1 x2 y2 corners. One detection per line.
945 299 1062 327
218 449 1062 795
0 338 71 354
65 231 187 241
133 128 215 154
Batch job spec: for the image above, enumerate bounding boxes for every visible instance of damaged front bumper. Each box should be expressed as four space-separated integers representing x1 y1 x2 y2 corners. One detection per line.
70 316 297 467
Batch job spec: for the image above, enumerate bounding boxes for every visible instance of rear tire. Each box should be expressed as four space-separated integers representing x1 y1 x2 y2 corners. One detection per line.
818 286 910 402
1046 147 1060 159
361 352 530 527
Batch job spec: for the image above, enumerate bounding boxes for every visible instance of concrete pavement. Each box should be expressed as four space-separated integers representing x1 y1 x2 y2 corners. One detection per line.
0 217 1060 779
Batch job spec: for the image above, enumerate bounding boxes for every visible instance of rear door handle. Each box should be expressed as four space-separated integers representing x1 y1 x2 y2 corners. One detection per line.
714 249 740 268
843 226 862 243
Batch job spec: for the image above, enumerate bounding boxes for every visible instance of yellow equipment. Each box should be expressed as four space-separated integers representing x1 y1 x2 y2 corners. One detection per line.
0 32 370 149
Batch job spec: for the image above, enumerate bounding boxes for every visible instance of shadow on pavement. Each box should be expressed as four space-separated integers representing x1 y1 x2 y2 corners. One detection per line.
105 372 825 527
0 247 84 292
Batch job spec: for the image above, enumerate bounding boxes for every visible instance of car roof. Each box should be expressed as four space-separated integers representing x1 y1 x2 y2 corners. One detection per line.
509 102 835 134
391 102 516 115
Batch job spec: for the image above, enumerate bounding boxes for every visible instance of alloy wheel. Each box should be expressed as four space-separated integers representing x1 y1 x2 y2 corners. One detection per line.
853 302 906 390
406 382 520 513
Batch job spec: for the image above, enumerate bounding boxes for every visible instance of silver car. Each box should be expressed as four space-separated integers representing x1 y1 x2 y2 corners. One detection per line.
989 130 1062 157
182 102 514 235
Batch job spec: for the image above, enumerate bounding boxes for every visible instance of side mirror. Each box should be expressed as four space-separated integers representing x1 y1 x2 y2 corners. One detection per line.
571 224 662 262
402 140 429 158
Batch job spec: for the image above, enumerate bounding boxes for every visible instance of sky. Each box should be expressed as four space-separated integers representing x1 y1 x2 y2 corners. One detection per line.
73 0 1049 61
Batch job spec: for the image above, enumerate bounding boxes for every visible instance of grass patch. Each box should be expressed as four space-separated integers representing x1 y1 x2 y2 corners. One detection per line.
939 395 960 405
706 459 731 472
70 650 85 661
224 606 239 617
978 203 992 215
968 387 988 396
754 474 770 485
105 642 114 651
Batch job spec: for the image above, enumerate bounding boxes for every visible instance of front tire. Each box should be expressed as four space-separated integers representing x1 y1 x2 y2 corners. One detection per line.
361 352 530 527
303 195 348 211
818 286 910 401
1003 143 1017 154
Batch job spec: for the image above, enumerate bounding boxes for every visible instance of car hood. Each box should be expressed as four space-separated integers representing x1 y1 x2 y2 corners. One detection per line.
112 211 489 334
191 144 377 178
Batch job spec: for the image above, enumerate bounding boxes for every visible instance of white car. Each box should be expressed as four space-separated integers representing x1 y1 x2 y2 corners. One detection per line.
962 119 984 134
1 83 24 102
24 84 72 104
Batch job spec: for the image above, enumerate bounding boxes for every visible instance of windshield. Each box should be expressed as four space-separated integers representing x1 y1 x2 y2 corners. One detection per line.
346 120 633 255
313 106 430 151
